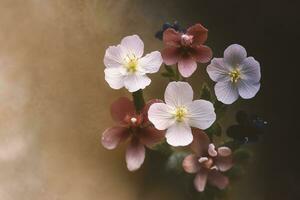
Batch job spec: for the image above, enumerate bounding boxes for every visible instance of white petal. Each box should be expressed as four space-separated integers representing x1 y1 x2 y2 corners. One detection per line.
206 58 231 82
103 45 126 68
148 103 175 130
138 51 163 73
121 35 144 58
166 123 193 147
164 81 193 107
123 74 151 92
224 44 247 66
240 57 261 83
237 80 260 99
186 100 216 130
214 81 239 104
104 67 125 89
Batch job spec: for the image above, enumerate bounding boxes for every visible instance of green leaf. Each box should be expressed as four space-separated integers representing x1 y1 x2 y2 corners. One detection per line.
214 100 227 120
225 165 244 180
165 151 189 174
200 83 213 101
161 72 174 78
233 148 252 164
205 122 222 137
164 65 174 73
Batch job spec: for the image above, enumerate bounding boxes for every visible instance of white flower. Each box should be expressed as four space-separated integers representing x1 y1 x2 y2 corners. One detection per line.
148 81 216 147
207 44 261 104
104 35 163 92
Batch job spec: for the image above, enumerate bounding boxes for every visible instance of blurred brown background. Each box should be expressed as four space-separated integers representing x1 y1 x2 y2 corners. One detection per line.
0 0 298 199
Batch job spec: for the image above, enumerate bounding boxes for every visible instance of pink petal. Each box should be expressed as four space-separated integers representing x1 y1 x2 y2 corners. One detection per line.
163 28 181 47
208 144 218 157
194 170 208 192
215 155 233 172
110 97 135 123
182 154 200 174
138 126 164 148
178 58 197 78
101 127 130 150
191 45 212 63
125 137 146 171
142 99 163 123
186 24 208 45
208 170 229 190
190 129 210 156
161 47 181 65
218 147 232 157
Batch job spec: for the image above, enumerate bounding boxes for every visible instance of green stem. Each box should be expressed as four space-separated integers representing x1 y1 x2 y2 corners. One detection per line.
132 89 145 113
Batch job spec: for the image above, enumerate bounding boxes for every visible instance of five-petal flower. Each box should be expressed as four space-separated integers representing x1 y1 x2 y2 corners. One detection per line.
182 129 233 192
161 23 213 77
104 35 163 92
101 97 164 171
207 44 261 104
148 81 216 147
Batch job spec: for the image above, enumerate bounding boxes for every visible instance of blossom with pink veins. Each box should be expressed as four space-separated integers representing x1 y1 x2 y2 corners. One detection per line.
101 97 164 171
161 23 213 77
182 129 233 192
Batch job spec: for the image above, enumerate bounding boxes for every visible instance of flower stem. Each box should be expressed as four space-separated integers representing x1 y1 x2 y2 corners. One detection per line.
132 89 145 113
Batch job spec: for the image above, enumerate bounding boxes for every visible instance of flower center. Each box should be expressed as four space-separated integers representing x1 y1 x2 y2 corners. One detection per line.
126 58 138 73
181 34 193 46
174 106 188 122
229 68 241 83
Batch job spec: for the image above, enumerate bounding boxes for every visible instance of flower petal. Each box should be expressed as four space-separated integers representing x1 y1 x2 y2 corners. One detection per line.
237 80 260 99
186 23 208 45
101 127 130 150
163 28 181 47
187 100 216 130
164 81 193 107
191 45 212 63
138 51 163 73
218 147 232 157
103 45 126 68
110 97 135 123
142 99 164 123
166 122 193 146
194 170 208 192
161 47 181 65
148 103 175 130
224 44 247 66
124 74 151 92
208 170 229 190
104 67 125 90
138 126 164 148
121 35 144 58
208 144 218 157
214 81 239 104
190 129 210 156
125 137 145 171
178 58 197 78
215 155 233 172
207 58 231 82
182 154 200 173
240 57 261 83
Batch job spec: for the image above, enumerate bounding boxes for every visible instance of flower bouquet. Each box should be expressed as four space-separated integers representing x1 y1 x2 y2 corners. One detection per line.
101 22 267 199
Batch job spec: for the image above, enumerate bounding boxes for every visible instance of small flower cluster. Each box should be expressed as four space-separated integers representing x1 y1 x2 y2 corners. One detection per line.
101 22 262 197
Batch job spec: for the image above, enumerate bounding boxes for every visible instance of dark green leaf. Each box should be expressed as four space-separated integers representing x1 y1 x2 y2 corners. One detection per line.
205 122 222 137
233 148 252 164
200 83 213 101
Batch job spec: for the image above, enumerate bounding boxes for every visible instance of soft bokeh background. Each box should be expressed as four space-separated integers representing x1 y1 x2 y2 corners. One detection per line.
0 0 298 199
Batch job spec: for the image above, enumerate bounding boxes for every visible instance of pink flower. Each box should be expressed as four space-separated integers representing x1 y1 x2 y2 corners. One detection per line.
101 97 164 171
161 23 213 78
182 129 233 192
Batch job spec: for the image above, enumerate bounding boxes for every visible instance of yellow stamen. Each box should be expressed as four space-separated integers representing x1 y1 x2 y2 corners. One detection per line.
174 106 188 122
229 68 241 83
126 59 138 73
